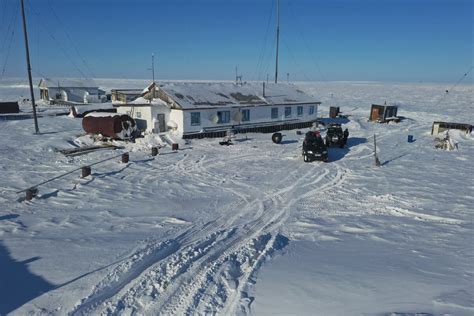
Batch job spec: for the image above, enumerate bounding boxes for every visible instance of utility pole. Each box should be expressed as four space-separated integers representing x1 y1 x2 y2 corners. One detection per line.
287 72 289 83
274 0 280 84
20 0 39 134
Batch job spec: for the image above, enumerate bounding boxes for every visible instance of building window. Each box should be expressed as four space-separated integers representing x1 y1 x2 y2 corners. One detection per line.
191 112 201 126
241 109 250 122
271 107 278 119
309 105 315 115
217 111 230 124
297 106 303 116
285 106 292 118
136 111 141 118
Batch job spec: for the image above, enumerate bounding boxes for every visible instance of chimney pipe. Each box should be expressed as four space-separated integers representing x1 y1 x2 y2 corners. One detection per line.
263 82 266 98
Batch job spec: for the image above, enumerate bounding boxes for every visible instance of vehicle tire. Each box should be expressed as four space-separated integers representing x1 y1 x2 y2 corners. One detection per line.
303 154 309 162
272 132 283 144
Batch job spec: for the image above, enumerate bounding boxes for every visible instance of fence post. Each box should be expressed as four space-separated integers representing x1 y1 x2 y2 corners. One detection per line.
374 134 381 167
122 153 129 163
81 166 91 178
25 187 38 201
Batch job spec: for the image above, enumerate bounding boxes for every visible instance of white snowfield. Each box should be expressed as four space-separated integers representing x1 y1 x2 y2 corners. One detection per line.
0 80 473 315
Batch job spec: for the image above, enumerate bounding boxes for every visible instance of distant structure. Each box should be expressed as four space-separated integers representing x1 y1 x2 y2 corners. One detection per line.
369 104 398 123
111 89 143 104
329 106 340 118
431 121 472 136
38 78 106 104
116 82 320 138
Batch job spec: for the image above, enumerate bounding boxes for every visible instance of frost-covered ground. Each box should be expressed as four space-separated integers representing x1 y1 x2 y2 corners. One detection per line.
0 79 473 315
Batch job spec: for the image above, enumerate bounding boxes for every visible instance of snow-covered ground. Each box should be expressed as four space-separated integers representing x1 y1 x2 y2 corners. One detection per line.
0 79 472 315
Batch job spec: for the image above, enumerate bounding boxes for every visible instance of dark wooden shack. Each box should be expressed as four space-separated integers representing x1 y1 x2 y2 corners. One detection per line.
329 106 340 118
0 102 20 114
369 104 398 122
431 121 472 135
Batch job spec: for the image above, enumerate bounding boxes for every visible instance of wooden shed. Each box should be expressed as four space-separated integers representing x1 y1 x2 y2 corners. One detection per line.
329 106 340 118
431 121 472 135
0 102 20 114
369 104 398 122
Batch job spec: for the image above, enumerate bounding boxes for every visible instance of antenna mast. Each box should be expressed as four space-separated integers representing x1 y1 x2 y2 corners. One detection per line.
151 53 155 83
20 0 39 134
274 0 280 84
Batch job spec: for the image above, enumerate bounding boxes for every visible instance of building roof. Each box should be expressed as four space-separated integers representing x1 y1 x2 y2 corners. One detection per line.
38 78 98 89
111 89 143 94
157 82 319 110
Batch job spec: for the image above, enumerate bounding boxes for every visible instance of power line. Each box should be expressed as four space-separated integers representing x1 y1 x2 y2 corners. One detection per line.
25 0 90 80
0 3 19 81
433 66 473 107
252 0 275 82
46 0 96 78
287 0 327 82
282 38 312 82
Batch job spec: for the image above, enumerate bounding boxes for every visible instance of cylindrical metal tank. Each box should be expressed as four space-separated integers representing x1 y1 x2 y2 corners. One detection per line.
82 113 136 140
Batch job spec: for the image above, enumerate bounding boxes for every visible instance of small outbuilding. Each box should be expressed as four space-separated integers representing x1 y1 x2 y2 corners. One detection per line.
0 102 20 114
431 121 472 135
369 104 398 122
329 106 340 118
38 78 106 104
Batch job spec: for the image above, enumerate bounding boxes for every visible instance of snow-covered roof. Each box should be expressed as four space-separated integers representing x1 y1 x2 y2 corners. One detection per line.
157 82 319 109
38 77 98 89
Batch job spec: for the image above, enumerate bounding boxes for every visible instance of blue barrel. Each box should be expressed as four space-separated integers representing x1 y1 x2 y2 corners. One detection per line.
407 135 414 143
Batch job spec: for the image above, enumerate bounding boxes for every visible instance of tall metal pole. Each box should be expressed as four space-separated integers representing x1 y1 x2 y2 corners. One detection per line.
20 0 39 134
151 53 155 83
274 0 280 84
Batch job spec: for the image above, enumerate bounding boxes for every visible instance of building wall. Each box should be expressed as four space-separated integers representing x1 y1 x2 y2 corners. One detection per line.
47 87 100 103
181 103 318 135
117 105 173 133
119 103 318 137
169 110 184 135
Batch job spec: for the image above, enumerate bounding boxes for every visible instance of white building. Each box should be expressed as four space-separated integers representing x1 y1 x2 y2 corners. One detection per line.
38 78 106 104
116 82 320 139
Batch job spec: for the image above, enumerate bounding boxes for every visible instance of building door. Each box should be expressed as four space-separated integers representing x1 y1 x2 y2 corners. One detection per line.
156 114 166 133
371 107 379 121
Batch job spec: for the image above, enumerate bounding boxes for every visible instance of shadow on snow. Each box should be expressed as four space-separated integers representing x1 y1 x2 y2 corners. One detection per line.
0 242 55 314
328 137 367 162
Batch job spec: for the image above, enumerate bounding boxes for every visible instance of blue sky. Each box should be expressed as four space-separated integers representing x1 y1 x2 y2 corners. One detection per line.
0 0 472 82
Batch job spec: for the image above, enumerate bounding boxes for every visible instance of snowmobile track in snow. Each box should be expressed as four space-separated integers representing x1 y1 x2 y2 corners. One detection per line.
72 152 349 315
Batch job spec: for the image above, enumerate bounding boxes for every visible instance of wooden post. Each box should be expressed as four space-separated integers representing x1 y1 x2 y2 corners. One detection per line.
122 153 129 163
374 134 381 167
25 187 38 201
81 166 91 178
151 147 158 156
172 143 179 151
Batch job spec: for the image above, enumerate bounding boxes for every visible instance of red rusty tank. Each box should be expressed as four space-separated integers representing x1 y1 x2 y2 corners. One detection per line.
82 113 137 140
